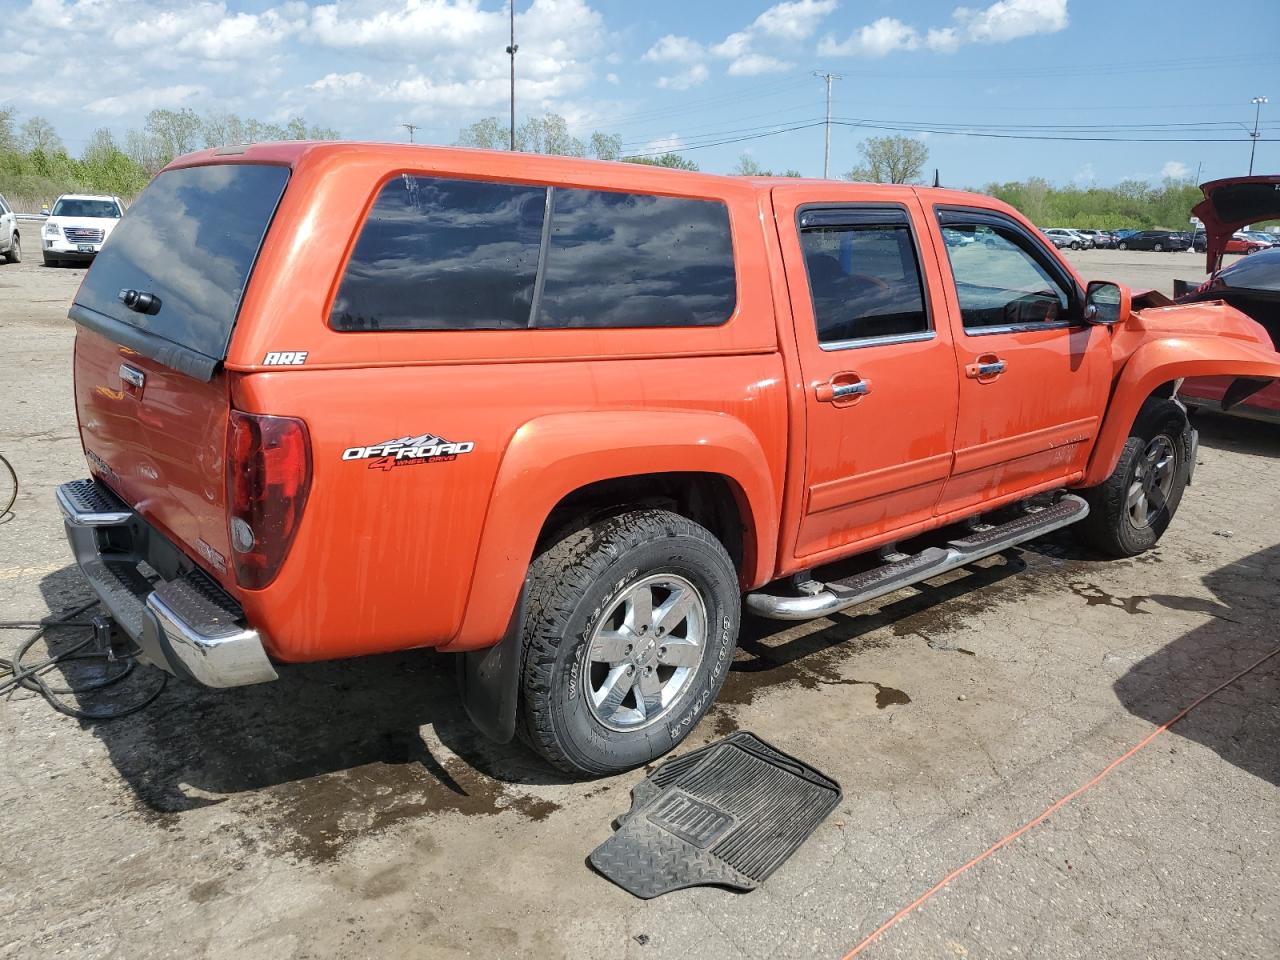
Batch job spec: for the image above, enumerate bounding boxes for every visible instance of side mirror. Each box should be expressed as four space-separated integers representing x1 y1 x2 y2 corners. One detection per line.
1084 280 1131 326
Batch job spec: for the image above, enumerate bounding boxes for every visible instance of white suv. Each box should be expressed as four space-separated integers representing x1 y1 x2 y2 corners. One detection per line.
41 194 124 267
0 193 19 264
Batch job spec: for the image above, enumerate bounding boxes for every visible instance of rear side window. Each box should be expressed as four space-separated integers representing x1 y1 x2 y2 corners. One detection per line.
799 208 929 345
74 164 289 359
330 176 547 331
537 189 735 328
330 176 736 331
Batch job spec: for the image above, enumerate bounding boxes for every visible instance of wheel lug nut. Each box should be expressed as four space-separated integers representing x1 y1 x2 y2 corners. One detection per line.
659 646 667 657
624 644 632 654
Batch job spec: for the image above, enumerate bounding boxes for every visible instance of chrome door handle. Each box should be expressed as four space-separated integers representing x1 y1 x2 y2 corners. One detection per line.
977 361 1006 376
831 381 870 399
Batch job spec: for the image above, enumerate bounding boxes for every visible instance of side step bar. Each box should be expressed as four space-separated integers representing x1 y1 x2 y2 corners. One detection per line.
745 495 1089 621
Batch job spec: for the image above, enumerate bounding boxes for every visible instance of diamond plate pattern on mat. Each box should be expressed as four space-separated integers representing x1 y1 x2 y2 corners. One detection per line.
589 732 841 899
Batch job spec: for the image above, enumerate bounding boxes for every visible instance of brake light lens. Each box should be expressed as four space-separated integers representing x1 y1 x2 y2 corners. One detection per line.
226 410 311 589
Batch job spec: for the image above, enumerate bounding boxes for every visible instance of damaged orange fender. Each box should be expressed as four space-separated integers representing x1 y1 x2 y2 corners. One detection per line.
1083 306 1280 486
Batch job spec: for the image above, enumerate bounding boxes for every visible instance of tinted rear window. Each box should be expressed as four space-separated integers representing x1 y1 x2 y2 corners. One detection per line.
331 176 546 331
330 175 736 331
74 164 289 359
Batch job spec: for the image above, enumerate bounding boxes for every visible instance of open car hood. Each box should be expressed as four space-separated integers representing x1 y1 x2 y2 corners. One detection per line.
1193 175 1280 272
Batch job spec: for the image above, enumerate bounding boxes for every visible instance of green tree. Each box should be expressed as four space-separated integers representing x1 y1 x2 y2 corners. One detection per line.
456 116 507 150
590 131 622 161
734 153 769 176
845 135 928 184
0 105 16 153
623 152 699 171
145 108 202 162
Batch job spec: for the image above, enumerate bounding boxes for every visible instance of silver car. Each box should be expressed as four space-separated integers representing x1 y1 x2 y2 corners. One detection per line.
0 193 20 264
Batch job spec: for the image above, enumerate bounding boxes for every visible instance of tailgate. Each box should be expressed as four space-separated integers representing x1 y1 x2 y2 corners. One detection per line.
74 328 235 584
68 162 290 588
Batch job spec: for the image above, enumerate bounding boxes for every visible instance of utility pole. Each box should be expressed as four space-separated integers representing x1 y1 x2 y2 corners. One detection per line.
507 0 519 151
1248 95 1268 176
813 71 841 179
401 122 418 144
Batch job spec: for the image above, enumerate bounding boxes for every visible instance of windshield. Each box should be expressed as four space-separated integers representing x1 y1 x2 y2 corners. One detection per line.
74 164 290 360
51 198 121 218
1219 248 1280 292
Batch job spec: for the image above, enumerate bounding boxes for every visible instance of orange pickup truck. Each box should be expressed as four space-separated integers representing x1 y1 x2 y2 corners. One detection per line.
57 142 1280 775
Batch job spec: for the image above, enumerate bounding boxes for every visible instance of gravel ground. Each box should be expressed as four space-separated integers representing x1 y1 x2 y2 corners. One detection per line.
1 248 1277 959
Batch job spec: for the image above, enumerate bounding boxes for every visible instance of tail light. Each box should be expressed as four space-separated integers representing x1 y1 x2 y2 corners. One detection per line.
226 410 311 589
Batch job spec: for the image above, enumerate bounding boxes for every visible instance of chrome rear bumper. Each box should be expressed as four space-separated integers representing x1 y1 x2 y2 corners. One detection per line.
56 478 277 688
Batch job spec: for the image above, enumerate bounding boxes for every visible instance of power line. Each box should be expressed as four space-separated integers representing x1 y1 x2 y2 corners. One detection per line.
400 122 418 143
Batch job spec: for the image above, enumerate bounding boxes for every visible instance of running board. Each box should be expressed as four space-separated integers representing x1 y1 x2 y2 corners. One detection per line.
746 495 1089 621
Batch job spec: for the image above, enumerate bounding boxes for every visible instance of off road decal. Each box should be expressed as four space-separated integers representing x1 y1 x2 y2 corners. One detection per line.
342 433 475 471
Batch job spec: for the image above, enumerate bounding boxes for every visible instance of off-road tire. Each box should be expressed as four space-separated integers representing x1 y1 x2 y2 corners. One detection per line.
5 234 19 263
1076 398 1191 558
518 509 739 777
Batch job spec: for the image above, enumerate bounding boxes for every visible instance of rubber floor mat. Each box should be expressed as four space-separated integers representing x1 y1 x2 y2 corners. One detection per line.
589 732 841 898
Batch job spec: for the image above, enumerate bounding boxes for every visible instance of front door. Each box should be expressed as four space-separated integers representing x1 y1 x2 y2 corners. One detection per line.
930 207 1112 513
773 187 960 566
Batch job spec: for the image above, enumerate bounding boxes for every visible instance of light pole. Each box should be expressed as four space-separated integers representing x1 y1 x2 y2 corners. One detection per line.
813 70 842 179
1249 95 1268 176
506 0 518 151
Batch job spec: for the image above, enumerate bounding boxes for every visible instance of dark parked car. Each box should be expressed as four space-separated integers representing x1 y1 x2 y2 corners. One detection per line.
1118 230 1189 252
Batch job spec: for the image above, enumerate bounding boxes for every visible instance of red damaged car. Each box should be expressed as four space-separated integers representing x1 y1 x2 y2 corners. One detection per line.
1178 175 1280 422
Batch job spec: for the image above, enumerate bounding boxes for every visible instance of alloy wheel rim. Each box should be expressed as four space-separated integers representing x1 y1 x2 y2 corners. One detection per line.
583 573 707 732
1127 434 1176 528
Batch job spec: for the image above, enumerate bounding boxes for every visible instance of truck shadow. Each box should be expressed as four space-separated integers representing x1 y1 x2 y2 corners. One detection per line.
1190 408 1280 458
36 550 1031 847
1112 542 1280 788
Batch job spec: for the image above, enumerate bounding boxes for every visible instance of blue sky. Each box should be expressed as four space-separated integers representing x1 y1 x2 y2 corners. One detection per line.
1 0 1276 186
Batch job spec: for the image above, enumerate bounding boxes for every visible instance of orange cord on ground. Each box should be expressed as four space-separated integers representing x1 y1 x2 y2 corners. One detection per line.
841 644 1280 959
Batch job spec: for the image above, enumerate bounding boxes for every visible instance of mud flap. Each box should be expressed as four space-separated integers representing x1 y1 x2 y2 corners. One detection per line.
457 580 527 744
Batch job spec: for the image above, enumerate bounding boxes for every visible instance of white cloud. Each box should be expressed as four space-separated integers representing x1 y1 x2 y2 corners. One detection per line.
646 133 685 154
953 0 1069 44
1073 162 1096 185
1161 160 1190 180
643 34 704 63
606 72 620 85
710 30 752 59
819 17 920 57
86 84 209 116
752 0 839 40
821 0 1068 57
657 63 709 90
727 54 792 76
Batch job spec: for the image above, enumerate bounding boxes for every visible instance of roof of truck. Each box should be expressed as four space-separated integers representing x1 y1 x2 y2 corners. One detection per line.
163 140 979 202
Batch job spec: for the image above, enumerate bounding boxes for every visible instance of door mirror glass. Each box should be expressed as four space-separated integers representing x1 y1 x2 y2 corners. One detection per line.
1084 280 1130 325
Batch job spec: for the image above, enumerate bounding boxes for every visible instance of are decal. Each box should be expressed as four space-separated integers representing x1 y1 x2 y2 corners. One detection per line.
342 433 475 471
263 351 308 366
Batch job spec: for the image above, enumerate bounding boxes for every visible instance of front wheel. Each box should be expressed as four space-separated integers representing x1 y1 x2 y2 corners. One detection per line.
519 509 740 777
1153 242 1164 252
5 234 19 263
1076 398 1191 558
1118 242 1128 250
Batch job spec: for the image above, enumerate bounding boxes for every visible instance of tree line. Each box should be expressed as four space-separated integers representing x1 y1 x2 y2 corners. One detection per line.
0 104 1212 231
0 106 337 211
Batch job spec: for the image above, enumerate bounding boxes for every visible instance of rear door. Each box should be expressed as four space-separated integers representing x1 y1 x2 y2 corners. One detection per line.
773 186 960 564
0 195 12 253
929 206 1111 513
70 163 290 585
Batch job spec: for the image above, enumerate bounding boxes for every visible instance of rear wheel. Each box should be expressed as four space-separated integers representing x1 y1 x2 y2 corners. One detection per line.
1153 242 1164 252
519 509 739 777
1118 241 1128 250
1077 398 1191 557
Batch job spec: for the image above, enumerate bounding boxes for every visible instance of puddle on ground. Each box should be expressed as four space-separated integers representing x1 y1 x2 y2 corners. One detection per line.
1069 581 1150 615
247 748 561 864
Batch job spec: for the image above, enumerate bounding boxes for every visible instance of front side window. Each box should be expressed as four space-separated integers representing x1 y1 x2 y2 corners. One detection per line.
937 217 1071 330
330 176 736 332
799 209 929 345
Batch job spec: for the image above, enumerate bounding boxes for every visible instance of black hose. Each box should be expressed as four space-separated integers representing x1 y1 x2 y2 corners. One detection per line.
0 599 167 720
